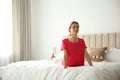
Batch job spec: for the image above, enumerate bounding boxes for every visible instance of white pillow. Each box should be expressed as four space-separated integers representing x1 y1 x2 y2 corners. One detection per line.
105 48 120 62
52 51 64 66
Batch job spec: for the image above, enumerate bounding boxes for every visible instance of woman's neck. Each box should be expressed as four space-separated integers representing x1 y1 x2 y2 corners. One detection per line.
68 35 78 42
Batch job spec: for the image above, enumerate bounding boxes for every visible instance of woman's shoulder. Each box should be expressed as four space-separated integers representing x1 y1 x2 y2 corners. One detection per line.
62 38 71 44
78 37 84 40
78 38 85 42
62 38 68 42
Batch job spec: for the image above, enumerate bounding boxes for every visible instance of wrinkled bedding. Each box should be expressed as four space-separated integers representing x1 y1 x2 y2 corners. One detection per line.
2 60 120 80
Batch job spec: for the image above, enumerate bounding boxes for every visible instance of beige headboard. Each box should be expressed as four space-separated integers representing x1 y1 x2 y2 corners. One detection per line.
78 32 120 49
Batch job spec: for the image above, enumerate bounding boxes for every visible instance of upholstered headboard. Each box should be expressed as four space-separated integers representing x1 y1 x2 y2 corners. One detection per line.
78 32 120 49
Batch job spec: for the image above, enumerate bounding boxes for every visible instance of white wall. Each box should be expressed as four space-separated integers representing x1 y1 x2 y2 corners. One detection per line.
31 0 120 60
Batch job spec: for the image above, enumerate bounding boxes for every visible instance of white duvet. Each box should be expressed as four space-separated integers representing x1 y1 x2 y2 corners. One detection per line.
2 60 120 80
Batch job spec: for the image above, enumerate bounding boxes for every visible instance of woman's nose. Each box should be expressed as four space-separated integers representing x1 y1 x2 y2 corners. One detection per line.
75 27 78 30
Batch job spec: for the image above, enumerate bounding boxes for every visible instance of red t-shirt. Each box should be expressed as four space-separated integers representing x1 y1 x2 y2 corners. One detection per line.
61 38 87 67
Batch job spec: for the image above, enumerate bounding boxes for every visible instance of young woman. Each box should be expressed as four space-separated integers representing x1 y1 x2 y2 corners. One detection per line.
61 21 93 68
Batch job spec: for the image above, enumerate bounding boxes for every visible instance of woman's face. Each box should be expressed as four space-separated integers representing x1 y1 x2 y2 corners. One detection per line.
69 23 79 35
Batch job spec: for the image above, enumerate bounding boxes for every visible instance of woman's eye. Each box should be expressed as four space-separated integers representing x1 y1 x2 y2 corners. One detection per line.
73 26 78 29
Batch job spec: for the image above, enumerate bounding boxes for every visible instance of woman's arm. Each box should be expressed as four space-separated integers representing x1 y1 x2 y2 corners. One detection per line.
63 49 68 68
85 49 93 66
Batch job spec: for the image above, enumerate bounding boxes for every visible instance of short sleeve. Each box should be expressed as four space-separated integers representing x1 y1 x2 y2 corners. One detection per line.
81 39 87 51
61 39 67 50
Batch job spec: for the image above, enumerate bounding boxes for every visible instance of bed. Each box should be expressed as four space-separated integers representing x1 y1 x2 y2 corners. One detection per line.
2 32 120 80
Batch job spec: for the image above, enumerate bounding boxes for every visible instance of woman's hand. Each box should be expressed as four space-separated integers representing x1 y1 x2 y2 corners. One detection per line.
85 49 93 66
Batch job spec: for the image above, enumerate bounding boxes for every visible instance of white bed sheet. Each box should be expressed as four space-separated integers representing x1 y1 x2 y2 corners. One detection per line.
2 60 120 80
